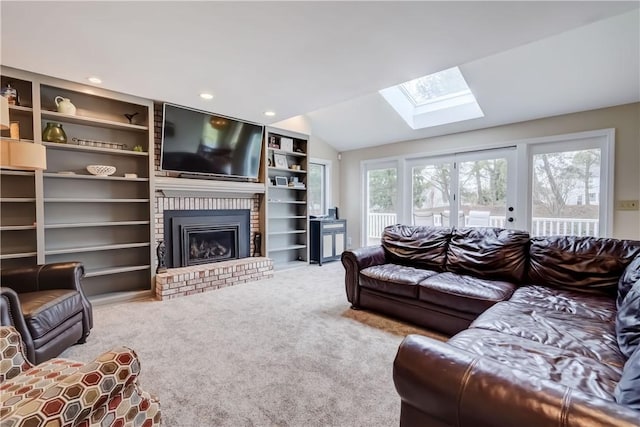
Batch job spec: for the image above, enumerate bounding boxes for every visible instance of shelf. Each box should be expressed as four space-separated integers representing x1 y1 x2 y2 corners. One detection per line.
44 173 149 181
43 142 149 157
273 259 308 271
41 110 148 131
268 166 307 174
268 148 307 158
0 137 36 144
0 169 35 176
0 251 37 260
84 265 150 278
0 198 36 202
45 220 150 229
45 242 150 255
269 216 307 219
268 244 307 252
8 105 33 113
44 198 150 203
1 225 36 231
269 185 306 191
268 200 307 204
268 230 307 235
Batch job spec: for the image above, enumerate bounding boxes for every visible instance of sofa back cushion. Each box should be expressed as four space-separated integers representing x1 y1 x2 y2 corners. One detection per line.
618 255 640 309
382 225 452 271
614 345 640 409
617 279 640 358
445 227 530 283
528 236 640 294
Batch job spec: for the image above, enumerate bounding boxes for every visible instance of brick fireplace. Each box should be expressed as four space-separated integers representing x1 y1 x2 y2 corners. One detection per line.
152 105 273 300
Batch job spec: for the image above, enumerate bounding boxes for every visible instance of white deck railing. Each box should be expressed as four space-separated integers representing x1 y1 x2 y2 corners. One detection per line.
367 213 599 238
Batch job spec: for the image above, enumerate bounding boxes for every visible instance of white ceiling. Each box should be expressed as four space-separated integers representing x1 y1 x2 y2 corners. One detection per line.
2 2 639 152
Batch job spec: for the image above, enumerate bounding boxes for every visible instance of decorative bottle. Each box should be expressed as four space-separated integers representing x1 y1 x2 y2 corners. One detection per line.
42 122 67 143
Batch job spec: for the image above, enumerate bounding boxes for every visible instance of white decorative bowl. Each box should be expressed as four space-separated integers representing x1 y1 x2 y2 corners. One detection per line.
86 165 116 176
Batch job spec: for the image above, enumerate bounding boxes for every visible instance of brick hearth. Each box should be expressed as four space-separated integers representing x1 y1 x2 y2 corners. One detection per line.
155 257 273 300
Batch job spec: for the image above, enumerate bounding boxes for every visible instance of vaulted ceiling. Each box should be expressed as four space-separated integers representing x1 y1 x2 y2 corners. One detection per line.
2 1 638 152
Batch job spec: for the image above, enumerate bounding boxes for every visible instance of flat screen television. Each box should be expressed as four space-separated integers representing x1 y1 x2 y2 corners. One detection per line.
160 103 264 180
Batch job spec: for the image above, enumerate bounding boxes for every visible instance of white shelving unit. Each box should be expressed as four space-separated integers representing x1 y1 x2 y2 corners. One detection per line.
263 127 309 270
1 66 155 300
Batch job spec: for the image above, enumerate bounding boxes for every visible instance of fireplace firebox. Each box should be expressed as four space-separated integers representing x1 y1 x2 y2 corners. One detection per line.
163 209 250 268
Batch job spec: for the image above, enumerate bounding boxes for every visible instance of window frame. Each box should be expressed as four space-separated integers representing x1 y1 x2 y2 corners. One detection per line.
308 158 332 217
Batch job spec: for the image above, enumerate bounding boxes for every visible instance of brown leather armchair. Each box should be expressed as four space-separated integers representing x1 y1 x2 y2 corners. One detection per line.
0 261 93 364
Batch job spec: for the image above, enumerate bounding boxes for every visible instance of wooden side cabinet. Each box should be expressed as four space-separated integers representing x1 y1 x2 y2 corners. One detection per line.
310 219 346 266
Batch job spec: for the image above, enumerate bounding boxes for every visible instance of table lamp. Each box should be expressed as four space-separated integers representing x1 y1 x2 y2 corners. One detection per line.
0 96 47 170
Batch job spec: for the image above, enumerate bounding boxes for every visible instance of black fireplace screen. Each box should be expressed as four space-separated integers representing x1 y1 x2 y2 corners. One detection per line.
182 225 238 266
164 209 251 268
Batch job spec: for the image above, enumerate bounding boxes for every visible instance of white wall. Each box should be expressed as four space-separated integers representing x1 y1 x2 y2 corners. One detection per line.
339 103 640 246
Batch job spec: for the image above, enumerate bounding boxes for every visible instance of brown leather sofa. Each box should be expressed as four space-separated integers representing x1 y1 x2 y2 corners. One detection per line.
342 225 640 426
0 262 93 364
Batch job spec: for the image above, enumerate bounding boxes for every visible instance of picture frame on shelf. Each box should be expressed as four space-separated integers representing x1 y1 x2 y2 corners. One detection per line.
268 135 280 149
280 137 293 152
274 153 288 169
275 176 288 187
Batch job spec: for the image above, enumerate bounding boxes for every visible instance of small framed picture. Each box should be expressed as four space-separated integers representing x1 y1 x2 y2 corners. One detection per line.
280 137 294 152
274 153 288 169
275 176 288 187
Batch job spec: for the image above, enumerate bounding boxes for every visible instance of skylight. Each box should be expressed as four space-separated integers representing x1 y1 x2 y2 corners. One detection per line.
379 66 484 130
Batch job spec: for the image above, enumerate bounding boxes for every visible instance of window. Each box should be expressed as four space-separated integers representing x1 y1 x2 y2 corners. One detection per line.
379 66 484 130
528 135 611 237
363 161 400 245
360 129 614 245
308 160 331 217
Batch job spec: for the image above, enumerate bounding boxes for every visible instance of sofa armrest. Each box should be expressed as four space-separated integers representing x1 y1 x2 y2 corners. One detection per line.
341 245 387 307
0 326 33 382
2 346 144 425
0 290 36 364
393 334 640 427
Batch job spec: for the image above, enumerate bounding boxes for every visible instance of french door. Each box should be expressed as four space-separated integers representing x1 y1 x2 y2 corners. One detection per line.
408 148 518 229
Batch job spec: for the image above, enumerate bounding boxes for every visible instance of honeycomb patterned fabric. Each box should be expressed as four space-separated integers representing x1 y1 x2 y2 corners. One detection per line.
0 326 161 426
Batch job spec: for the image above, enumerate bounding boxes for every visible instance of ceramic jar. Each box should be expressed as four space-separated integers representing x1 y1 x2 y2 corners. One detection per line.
55 96 76 115
42 122 67 143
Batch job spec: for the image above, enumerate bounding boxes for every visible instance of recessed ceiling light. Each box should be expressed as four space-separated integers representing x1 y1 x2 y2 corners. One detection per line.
88 76 102 84
264 111 276 117
200 93 214 100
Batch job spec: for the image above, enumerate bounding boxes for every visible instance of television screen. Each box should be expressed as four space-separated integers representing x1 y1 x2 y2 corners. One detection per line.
160 103 264 180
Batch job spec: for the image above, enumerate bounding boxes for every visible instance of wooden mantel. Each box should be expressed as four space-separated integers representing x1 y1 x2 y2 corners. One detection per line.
155 176 266 198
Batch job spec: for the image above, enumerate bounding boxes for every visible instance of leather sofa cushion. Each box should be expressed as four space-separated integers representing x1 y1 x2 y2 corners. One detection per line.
418 272 516 315
509 285 616 322
528 236 640 294
360 264 437 298
470 301 625 368
449 328 622 400
381 225 451 271
445 227 529 284
616 279 640 358
615 346 640 409
19 290 83 340
617 255 640 309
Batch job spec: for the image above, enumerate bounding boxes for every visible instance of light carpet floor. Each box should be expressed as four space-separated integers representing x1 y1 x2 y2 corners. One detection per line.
61 262 445 427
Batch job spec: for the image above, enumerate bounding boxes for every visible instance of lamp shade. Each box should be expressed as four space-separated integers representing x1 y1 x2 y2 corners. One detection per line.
0 96 9 130
0 140 47 170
